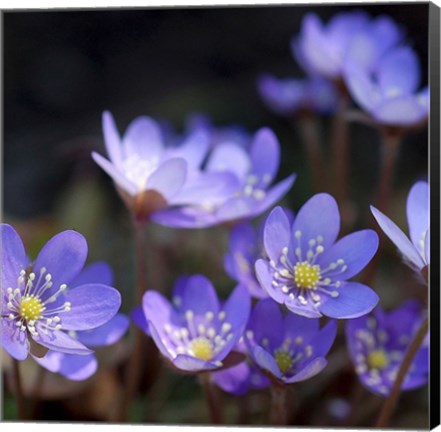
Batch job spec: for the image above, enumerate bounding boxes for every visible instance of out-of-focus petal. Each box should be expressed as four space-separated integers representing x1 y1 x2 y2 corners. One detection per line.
406 181 429 252
249 128 280 186
102 111 123 169
371 206 425 269
377 47 421 96
92 152 138 196
147 158 187 201
122 116 163 161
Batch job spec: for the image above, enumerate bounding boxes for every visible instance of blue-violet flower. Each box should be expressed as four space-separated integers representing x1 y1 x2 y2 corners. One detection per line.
244 298 337 384
133 275 251 372
1 224 121 361
256 198 379 318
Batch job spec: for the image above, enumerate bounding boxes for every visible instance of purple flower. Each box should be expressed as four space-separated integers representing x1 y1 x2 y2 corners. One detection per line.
133 275 251 372
1 224 122 361
244 299 336 384
33 262 129 381
258 74 337 116
151 128 296 228
256 197 379 319
293 12 402 80
92 111 238 221
346 300 429 396
371 181 429 275
211 339 270 395
343 46 429 126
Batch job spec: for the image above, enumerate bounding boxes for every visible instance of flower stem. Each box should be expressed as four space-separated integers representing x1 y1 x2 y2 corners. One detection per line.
117 221 149 422
376 129 402 214
200 373 224 424
298 113 326 193
270 383 288 425
12 359 26 420
331 90 350 222
375 316 429 427
30 366 46 420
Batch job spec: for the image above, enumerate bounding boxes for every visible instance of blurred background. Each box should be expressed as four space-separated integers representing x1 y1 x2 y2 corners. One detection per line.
3 3 429 427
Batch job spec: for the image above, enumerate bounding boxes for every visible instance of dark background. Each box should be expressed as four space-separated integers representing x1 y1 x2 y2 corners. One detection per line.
3 3 429 218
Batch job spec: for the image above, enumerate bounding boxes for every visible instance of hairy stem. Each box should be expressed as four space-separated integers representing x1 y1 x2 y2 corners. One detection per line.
12 359 26 420
200 373 224 424
298 113 326 193
270 384 288 425
376 316 429 427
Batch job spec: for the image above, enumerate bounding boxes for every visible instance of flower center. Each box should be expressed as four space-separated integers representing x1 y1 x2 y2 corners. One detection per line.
275 349 294 374
189 337 214 361
19 295 44 321
294 261 321 289
367 349 389 370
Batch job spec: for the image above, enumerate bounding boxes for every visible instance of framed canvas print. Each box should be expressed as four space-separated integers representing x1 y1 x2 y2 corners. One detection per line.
1 1 440 430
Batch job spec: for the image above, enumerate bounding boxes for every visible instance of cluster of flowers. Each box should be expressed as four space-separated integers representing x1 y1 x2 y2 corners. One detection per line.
1 9 429 407
259 10 429 128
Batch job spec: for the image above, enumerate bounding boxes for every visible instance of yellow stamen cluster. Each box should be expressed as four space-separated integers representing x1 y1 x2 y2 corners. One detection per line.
294 261 321 289
19 295 44 321
275 350 294 374
367 349 389 370
189 337 214 361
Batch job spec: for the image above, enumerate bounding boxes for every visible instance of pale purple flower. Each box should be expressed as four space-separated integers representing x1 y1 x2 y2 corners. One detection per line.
1 224 121 361
151 128 296 228
256 197 379 319
133 275 251 372
92 111 238 221
258 74 337 115
33 262 129 381
244 299 337 384
343 46 429 126
293 12 402 80
346 300 428 396
371 180 429 274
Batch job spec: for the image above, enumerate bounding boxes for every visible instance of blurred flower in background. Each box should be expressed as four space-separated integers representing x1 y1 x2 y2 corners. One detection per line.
293 11 402 82
257 74 337 116
346 300 429 396
152 127 296 228
343 47 429 126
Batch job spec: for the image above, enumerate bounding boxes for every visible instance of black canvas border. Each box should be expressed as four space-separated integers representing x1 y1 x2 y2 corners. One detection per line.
429 1 440 429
